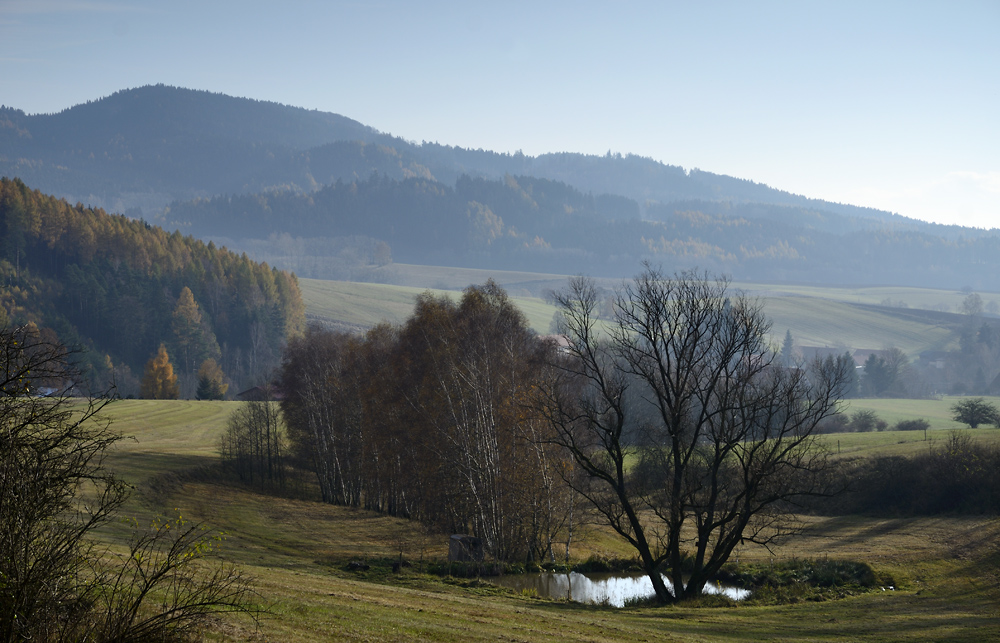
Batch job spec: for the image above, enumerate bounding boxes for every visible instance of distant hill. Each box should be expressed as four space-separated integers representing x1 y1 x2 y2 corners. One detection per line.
160 172 1000 290
3 85 999 290
1 85 930 227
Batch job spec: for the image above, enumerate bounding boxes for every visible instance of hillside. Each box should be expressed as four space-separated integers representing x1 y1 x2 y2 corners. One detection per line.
4 85 1000 290
1 85 917 227
0 85 401 213
166 173 1000 289
0 178 304 394
298 274 988 358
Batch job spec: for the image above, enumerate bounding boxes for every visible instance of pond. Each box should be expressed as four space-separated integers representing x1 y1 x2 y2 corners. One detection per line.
490 571 750 607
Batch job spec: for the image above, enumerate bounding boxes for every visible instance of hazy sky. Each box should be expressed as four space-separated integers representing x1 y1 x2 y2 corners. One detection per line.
2 0 998 229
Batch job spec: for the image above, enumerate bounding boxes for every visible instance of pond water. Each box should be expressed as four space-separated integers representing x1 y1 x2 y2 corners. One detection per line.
490 572 750 607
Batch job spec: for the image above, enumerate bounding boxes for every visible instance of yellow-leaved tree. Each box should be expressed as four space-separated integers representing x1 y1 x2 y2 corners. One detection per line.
140 344 179 399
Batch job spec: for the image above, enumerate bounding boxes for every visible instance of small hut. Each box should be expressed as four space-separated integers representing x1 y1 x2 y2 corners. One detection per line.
448 534 484 562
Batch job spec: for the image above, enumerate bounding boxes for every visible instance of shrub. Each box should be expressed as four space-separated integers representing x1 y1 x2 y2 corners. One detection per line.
895 418 931 432
821 433 1000 515
849 410 881 432
0 325 258 641
572 555 641 574
815 412 850 434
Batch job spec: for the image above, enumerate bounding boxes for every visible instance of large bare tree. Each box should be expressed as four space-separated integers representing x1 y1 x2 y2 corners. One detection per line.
541 267 851 603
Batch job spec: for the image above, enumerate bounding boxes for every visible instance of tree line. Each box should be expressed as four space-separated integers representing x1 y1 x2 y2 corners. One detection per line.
0 178 305 394
279 281 577 564
278 269 854 605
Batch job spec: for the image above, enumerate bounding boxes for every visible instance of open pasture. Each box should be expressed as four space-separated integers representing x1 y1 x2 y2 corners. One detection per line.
300 271 975 355
827 396 1000 457
89 400 1000 641
299 278 559 334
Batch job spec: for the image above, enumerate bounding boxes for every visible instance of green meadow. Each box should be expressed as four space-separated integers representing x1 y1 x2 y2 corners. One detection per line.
299 270 981 354
87 274 1000 639
299 278 559 335
93 399 1000 641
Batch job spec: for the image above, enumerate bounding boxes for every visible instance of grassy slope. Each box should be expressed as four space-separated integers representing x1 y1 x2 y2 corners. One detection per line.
97 400 1000 642
299 278 559 334
300 268 982 353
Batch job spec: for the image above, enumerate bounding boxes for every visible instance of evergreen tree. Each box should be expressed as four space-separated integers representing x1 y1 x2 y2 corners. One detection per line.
141 344 179 399
171 286 220 375
196 358 228 400
780 329 795 367
840 351 860 398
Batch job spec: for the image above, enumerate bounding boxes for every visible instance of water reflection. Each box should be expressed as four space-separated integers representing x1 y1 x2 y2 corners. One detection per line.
491 572 749 607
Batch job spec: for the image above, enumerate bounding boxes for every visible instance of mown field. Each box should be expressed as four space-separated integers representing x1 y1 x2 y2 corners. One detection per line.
299 278 559 335
97 399 1000 642
299 269 987 354
826 396 1000 458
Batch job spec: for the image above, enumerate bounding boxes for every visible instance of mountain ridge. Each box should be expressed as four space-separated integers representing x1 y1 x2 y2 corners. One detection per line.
3 85 998 291
2 84 945 232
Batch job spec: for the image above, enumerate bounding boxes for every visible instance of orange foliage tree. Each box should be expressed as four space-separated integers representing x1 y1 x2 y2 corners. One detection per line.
140 344 179 400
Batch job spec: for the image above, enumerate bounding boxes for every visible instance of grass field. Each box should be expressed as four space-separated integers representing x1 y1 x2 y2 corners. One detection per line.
299 278 560 335
299 267 982 354
89 399 1000 641
343 264 1000 313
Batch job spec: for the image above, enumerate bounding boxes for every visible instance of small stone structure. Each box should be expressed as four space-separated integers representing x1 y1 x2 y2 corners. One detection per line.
448 534 484 562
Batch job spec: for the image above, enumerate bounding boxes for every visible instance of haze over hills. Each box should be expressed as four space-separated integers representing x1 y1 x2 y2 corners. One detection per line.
0 85 930 224
2 85 999 290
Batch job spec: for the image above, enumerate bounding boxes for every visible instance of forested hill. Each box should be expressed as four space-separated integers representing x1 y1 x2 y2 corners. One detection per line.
0 177 304 395
161 173 1000 291
0 85 406 214
4 85 997 289
2 84 941 233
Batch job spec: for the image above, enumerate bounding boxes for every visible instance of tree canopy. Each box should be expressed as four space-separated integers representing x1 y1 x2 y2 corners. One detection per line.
951 397 999 429
0 177 304 393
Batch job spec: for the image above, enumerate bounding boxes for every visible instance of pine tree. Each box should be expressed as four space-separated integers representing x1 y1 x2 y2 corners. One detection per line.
196 358 228 400
171 286 219 375
780 329 795 367
140 344 179 399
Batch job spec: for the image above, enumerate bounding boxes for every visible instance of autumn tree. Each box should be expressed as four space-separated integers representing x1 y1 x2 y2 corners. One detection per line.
196 358 228 400
279 283 573 562
280 327 366 506
140 344 179 399
397 282 566 561
541 267 852 603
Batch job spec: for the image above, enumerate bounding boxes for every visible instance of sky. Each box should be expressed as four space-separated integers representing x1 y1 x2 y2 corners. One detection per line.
1 0 998 229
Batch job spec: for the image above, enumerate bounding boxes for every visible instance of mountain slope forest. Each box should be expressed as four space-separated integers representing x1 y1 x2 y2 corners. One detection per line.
162 173 1000 289
3 84 999 290
0 177 304 395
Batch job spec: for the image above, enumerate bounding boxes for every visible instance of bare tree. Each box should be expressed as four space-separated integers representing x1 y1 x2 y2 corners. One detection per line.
541 267 851 603
220 398 287 490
